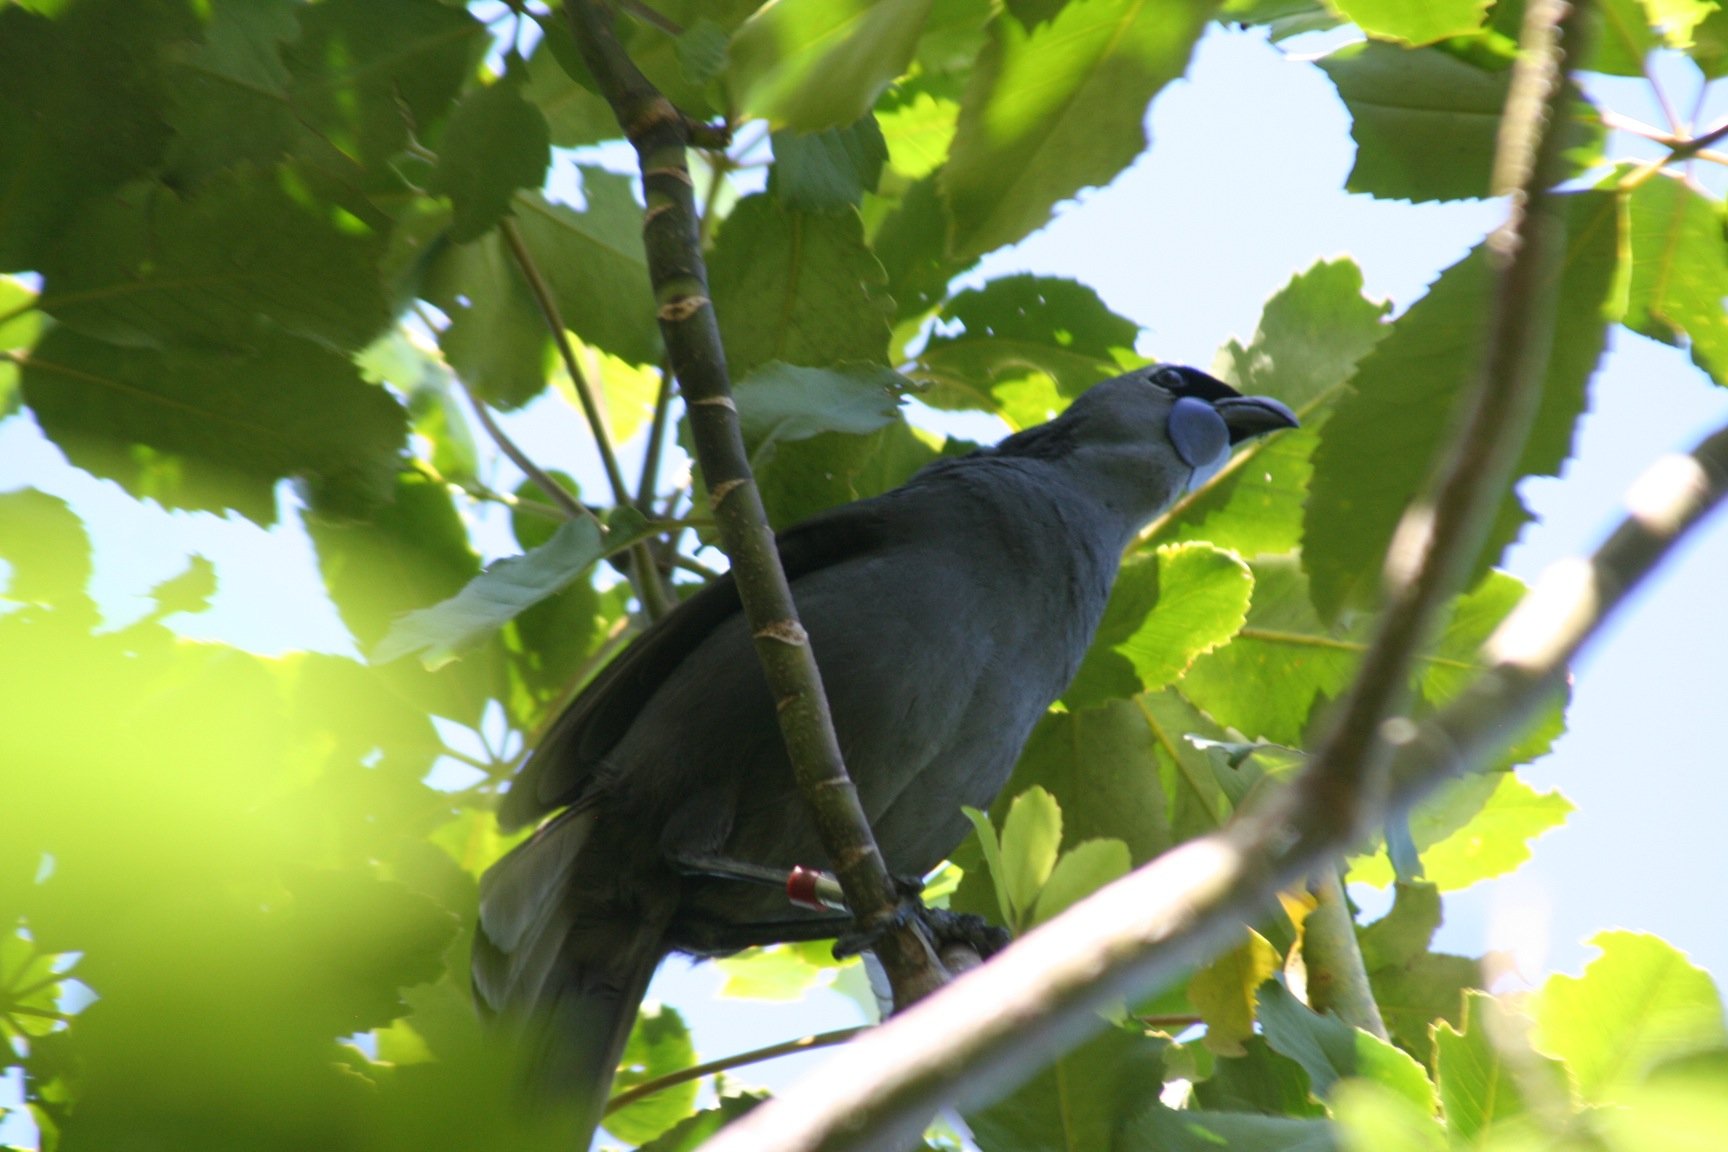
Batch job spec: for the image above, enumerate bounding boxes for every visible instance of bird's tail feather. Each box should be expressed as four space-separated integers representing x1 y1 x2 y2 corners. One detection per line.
473 808 673 1144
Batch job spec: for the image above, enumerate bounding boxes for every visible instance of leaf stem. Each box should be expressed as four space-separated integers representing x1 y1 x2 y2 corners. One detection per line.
604 1027 866 1115
459 381 598 526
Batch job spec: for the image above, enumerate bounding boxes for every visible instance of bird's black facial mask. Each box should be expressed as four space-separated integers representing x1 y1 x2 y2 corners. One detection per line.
1150 366 1299 490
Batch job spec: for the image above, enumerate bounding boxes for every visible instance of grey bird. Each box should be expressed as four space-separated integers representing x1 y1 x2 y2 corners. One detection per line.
471 364 1297 1136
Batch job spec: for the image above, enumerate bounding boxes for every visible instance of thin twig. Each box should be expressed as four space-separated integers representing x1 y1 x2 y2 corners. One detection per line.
460 382 597 525
499 216 634 507
619 0 681 36
637 360 675 509
498 214 673 619
604 1027 866 1115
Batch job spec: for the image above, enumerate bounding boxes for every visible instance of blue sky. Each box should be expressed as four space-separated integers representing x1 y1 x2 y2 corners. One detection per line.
4 19 1728 1129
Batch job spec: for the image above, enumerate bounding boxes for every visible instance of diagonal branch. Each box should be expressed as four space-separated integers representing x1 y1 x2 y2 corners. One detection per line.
1291 0 1591 841
561 0 946 1007
699 415 1728 1151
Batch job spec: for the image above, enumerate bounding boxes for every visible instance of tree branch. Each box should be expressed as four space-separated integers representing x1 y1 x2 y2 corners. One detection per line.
699 412 1728 1152
1292 0 1590 841
561 0 947 1007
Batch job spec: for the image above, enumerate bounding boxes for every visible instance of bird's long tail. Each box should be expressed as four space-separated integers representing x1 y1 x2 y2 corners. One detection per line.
472 809 672 1143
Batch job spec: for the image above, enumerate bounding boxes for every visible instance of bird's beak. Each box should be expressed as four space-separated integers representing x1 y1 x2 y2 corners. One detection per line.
1215 396 1299 445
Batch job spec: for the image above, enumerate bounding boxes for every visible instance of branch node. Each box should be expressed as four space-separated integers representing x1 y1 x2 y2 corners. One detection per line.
658 294 710 322
754 620 810 647
709 477 746 505
644 164 695 187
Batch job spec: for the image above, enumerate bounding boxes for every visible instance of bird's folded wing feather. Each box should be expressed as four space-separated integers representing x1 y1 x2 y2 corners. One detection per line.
498 497 897 831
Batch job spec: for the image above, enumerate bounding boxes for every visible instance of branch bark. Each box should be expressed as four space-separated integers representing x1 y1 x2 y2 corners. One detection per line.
561 0 946 1006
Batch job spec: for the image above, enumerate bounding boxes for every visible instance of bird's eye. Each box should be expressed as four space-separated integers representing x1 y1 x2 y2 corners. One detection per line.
1149 366 1183 390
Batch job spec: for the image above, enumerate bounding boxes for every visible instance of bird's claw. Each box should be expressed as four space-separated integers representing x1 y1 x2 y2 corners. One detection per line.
830 880 1012 963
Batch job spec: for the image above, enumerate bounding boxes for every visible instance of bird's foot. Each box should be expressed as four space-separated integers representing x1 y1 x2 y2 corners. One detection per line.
831 877 1011 966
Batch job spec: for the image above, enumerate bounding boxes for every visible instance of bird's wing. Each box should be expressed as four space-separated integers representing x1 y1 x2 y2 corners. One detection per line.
497 496 896 831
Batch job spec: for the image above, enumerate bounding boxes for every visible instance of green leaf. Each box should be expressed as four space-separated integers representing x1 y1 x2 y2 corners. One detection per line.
1320 41 1603 203
1328 0 1488 44
1591 0 1662 74
913 274 1141 428
962 806 1014 928
771 116 889 213
0 0 195 269
1692 4 1728 77
1192 1036 1328 1118
1350 772 1573 891
424 227 551 410
1215 258 1392 413
879 90 960 180
1533 931 1728 1104
517 176 663 368
0 276 42 416
1032 838 1131 926
21 327 405 525
1190 930 1283 1056
147 555 218 620
1259 982 1436 1110
1304 190 1621 619
308 472 480 651
1123 1105 1339 1152
1065 543 1253 710
606 1004 697 1146
964 1022 1166 1152
1177 555 1356 745
872 175 974 324
285 0 483 183
999 786 1062 925
374 515 656 670
1625 170 1728 387
40 170 391 354
736 362 907 456
708 194 893 377
729 0 935 131
997 695 1232 866
429 79 551 244
941 0 1211 259
1319 42 1508 203
0 489 94 625
1434 990 1568 1141
1329 1079 1446 1152
161 0 303 185
1597 1048 1728 1152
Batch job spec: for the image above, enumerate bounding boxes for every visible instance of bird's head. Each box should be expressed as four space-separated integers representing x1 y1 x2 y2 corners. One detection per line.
1002 364 1299 535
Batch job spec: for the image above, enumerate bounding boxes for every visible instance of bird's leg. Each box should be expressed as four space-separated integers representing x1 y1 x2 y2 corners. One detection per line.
832 874 1011 963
